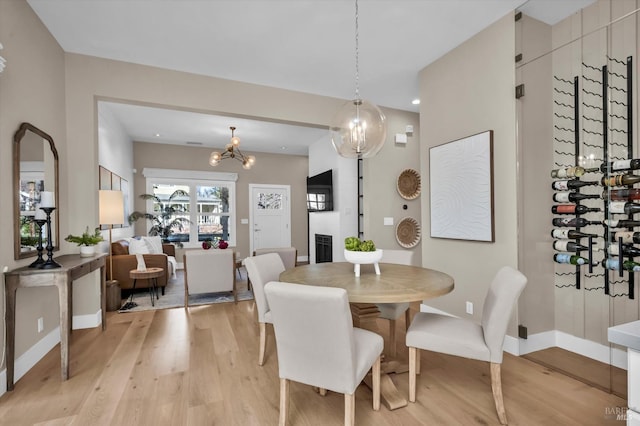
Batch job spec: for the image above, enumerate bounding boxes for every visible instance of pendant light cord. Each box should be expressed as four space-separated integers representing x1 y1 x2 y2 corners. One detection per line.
354 0 360 100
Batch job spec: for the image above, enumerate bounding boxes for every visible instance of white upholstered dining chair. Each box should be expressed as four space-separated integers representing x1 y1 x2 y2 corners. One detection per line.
183 249 236 307
243 253 285 366
254 247 297 270
405 266 527 425
264 281 383 426
376 249 414 357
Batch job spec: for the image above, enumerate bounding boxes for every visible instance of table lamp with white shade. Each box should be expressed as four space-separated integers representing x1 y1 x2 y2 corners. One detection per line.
99 190 124 289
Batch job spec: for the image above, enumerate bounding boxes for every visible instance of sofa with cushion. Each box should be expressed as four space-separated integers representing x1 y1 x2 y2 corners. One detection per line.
108 236 177 293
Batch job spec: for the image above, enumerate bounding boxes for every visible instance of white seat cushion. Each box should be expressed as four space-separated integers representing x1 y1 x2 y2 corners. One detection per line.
406 312 490 362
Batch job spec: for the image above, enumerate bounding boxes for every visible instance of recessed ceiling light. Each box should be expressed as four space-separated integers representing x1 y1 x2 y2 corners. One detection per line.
154 133 161 137
281 146 287 150
411 99 420 105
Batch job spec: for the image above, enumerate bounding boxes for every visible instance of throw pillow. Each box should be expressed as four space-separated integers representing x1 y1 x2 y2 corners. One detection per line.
128 237 150 255
144 235 163 254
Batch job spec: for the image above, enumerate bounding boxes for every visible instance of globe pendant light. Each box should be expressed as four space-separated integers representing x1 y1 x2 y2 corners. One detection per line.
330 0 386 158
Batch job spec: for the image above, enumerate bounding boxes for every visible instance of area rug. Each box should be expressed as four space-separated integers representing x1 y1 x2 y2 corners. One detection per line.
118 269 253 313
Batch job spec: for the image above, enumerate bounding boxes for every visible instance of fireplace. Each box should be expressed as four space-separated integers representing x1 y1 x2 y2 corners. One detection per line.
315 234 332 263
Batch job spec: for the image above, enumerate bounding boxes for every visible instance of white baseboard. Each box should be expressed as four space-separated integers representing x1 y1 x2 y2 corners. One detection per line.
0 310 103 397
72 310 102 330
420 303 628 369
419 303 456 317
514 330 557 355
0 368 5 397
0 325 61 398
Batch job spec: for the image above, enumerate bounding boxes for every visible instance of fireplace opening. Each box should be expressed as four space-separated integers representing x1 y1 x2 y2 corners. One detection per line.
315 234 332 263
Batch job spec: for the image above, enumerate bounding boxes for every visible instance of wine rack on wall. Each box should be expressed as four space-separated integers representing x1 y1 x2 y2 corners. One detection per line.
551 55 635 300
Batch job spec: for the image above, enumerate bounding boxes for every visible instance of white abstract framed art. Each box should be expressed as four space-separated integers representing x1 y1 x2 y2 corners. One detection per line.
429 130 494 242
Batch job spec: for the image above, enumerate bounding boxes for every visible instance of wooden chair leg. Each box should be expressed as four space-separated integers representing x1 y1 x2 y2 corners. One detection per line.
232 271 238 304
388 319 397 357
490 362 507 425
372 355 380 411
409 347 417 402
258 322 267 366
279 378 289 426
405 309 411 331
344 393 355 426
416 347 421 375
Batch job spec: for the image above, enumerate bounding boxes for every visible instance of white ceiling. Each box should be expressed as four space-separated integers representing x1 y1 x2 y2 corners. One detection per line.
28 0 595 155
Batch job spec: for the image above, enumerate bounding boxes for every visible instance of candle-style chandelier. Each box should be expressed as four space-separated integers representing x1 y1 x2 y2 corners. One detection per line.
209 126 256 170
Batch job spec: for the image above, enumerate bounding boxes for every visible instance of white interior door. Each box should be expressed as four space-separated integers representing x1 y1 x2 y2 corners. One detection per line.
250 184 291 254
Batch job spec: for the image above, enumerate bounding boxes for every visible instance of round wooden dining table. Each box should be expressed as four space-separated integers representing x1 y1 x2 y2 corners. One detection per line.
279 261 454 303
279 261 454 410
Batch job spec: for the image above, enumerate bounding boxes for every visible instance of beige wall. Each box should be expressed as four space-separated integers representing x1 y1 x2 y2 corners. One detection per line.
0 0 67 365
131 142 309 261
364 109 422 261
419 13 519 335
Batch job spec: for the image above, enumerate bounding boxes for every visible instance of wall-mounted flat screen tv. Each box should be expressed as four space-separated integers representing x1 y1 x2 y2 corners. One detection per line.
307 169 333 212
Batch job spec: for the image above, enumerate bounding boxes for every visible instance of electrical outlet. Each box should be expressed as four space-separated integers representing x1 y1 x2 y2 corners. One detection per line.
37 317 44 333
465 301 473 315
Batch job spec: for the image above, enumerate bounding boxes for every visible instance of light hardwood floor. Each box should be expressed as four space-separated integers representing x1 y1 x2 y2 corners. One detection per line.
0 292 627 425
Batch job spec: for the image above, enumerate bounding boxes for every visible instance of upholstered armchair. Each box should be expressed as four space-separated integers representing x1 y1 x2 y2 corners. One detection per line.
183 249 236 306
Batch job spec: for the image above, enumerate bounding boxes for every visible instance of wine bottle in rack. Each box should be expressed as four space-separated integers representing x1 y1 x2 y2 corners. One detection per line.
551 179 599 190
601 258 640 272
610 231 640 244
600 159 640 172
554 253 591 265
601 174 640 187
601 188 640 201
551 229 598 239
603 219 640 228
551 166 598 178
553 192 600 203
602 243 640 257
609 201 640 215
552 217 600 227
553 240 589 252
551 204 601 214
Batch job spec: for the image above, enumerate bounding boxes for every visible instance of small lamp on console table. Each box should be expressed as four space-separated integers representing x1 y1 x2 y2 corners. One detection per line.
99 190 124 309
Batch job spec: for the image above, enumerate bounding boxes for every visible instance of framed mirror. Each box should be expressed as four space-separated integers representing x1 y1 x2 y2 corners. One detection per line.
13 122 59 260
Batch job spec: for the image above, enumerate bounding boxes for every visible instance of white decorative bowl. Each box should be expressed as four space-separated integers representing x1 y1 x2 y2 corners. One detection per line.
344 249 383 277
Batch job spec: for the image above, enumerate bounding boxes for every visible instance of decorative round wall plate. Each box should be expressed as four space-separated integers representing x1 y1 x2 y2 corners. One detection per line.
397 169 421 200
396 217 421 248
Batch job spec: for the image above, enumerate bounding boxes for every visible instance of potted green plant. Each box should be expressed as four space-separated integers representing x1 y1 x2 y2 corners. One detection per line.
128 189 191 248
343 237 383 277
65 226 104 257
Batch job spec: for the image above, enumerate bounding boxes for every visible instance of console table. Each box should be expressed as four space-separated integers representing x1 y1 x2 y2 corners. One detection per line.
4 253 107 391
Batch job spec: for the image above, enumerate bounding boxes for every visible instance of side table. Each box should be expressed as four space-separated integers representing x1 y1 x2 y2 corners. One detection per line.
128 267 164 307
